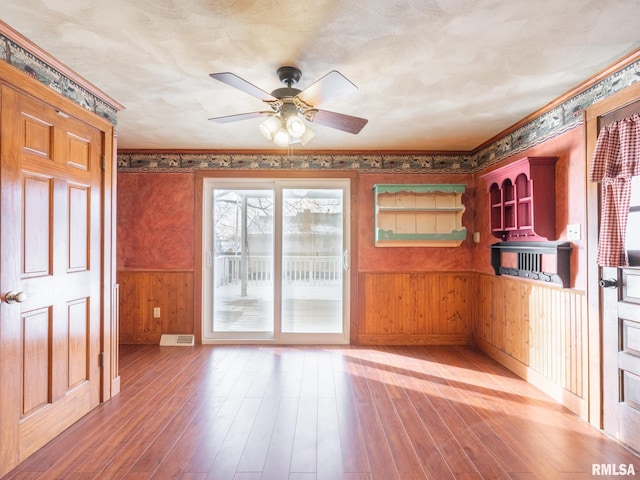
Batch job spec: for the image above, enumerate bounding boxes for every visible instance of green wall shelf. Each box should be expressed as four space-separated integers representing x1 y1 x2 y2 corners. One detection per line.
374 184 467 247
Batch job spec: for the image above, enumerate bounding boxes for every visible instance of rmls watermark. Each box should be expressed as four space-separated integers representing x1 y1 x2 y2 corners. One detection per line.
592 463 636 476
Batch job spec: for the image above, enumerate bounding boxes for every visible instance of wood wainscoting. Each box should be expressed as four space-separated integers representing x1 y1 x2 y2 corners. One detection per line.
473 273 588 417
357 272 473 345
118 270 194 344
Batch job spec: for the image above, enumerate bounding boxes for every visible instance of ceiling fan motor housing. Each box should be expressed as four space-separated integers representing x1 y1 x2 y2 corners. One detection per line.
277 66 302 87
270 87 302 100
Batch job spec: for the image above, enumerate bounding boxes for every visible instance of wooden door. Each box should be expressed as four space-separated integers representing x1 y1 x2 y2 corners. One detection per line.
602 266 640 452
0 85 104 472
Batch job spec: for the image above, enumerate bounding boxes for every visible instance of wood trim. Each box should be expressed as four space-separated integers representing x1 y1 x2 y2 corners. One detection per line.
348 174 360 342
0 60 114 135
599 101 640 126
194 175 203 344
357 333 472 345
476 48 640 153
584 82 640 124
0 20 124 111
101 124 118 402
110 131 120 395
118 148 470 156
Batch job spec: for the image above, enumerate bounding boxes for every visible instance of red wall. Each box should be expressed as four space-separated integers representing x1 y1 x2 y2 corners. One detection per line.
357 172 475 272
117 128 586 288
473 127 587 290
117 173 195 271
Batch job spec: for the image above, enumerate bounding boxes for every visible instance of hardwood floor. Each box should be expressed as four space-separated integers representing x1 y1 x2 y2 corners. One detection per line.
3 344 638 479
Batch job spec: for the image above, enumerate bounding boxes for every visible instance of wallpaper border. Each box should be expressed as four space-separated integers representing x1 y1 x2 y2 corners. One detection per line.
117 58 639 174
0 32 119 124
1 28 637 174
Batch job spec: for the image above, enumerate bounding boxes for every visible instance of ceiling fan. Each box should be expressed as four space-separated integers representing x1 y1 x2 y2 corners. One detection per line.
208 66 368 147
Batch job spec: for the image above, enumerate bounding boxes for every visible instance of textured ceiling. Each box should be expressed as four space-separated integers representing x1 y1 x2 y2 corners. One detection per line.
2 0 639 151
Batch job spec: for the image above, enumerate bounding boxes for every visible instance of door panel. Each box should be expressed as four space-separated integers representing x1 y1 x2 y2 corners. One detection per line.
602 266 640 452
617 269 640 449
0 85 103 467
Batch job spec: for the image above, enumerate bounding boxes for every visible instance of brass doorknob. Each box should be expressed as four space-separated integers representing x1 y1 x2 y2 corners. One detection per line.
4 291 27 303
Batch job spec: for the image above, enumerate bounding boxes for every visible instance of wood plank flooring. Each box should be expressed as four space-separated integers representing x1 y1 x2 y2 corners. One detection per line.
3 344 638 479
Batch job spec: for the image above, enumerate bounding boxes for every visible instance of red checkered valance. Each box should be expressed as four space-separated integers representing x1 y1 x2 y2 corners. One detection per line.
589 113 640 266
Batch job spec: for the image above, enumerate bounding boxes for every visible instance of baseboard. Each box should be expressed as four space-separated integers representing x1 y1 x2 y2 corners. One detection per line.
356 333 472 345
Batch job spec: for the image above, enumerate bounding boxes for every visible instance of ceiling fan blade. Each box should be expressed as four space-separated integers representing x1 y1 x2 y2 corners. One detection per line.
296 70 357 107
209 72 278 102
208 111 273 123
307 109 368 134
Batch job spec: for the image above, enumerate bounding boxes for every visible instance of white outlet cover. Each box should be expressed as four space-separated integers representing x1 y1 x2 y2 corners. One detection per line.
567 224 581 240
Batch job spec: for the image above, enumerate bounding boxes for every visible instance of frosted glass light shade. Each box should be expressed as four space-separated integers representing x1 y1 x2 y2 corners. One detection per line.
272 128 290 147
259 116 281 140
286 114 306 138
299 126 316 145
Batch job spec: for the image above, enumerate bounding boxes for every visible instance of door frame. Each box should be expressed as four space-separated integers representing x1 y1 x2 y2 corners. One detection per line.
584 81 640 428
195 170 359 344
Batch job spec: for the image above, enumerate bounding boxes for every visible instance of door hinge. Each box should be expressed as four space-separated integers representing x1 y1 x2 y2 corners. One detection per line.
99 351 105 367
101 155 106 170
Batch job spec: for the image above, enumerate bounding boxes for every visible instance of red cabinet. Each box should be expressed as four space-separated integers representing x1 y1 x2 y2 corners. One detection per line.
481 156 557 241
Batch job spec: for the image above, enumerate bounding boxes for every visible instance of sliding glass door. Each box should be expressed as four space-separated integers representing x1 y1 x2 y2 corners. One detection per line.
202 178 350 343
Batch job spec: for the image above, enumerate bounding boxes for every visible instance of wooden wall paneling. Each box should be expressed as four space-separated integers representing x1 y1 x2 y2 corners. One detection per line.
358 272 473 345
118 271 195 344
411 274 428 334
473 274 588 416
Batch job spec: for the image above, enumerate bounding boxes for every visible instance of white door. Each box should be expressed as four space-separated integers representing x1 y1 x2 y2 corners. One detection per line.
601 175 640 452
202 178 350 343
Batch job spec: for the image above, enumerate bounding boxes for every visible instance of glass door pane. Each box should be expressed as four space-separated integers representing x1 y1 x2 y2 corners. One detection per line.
281 188 344 333
212 189 274 334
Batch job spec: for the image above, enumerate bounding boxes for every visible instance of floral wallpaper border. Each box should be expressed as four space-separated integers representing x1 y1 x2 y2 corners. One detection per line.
1 28 637 174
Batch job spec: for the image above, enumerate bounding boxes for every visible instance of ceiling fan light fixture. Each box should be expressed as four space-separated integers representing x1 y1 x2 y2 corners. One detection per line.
272 127 290 147
299 126 315 145
286 114 306 138
209 66 367 147
259 116 281 140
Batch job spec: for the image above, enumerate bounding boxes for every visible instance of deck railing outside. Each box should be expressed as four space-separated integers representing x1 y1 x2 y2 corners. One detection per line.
214 254 342 287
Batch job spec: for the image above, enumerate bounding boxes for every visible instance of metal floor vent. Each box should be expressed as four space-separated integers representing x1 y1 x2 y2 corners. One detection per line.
159 334 195 346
